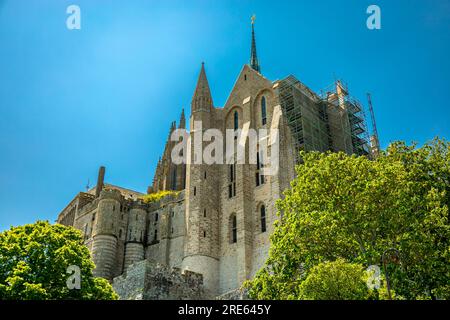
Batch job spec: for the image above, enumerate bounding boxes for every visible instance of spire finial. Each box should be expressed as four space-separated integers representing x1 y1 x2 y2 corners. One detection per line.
179 108 186 129
250 14 261 73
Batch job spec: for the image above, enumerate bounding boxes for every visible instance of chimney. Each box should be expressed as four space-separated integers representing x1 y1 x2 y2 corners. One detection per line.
95 166 105 197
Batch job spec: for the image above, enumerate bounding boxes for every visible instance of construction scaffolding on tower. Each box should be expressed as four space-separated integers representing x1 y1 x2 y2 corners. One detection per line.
319 80 371 157
277 75 333 164
276 76 371 164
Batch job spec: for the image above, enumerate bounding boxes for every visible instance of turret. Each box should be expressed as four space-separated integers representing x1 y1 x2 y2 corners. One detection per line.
123 201 147 271
191 63 213 114
91 188 122 280
179 108 186 129
182 62 220 297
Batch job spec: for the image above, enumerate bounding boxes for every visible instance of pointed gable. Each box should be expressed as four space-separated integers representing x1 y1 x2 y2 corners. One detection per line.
223 64 273 111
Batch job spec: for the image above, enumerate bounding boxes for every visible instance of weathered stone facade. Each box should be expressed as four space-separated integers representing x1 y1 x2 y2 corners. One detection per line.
112 260 204 300
56 23 371 299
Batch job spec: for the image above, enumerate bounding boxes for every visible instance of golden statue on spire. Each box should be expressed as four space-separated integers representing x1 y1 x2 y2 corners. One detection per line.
251 14 256 25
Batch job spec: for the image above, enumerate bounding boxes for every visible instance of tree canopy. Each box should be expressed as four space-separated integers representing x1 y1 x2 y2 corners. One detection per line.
245 138 449 300
0 221 118 300
298 259 369 300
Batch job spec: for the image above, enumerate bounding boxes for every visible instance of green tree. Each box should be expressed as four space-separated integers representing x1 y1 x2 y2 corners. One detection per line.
245 138 449 300
298 259 369 300
0 221 118 300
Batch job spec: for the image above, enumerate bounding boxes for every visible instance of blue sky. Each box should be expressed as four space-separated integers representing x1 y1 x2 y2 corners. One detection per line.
0 0 449 231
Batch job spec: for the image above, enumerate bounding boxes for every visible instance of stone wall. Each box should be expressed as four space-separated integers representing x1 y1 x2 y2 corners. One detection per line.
112 260 205 300
216 288 250 300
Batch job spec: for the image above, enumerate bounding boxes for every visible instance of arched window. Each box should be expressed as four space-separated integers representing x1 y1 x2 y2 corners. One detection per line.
234 110 239 130
261 96 267 125
260 205 267 233
230 214 237 243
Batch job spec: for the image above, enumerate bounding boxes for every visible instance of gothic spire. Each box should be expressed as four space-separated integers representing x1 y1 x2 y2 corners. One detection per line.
178 108 186 129
191 62 213 112
250 15 261 73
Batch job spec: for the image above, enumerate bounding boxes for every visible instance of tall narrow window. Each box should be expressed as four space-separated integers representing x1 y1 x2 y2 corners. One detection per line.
260 205 267 233
234 110 239 131
261 96 267 125
231 215 237 243
228 163 236 198
154 229 158 242
171 168 177 190
255 147 265 186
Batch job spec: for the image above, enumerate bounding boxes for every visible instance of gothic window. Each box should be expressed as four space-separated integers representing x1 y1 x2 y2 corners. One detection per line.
234 110 239 131
154 229 158 242
204 209 207 217
203 231 206 238
260 205 267 233
194 186 197 196
228 163 236 198
155 213 158 222
255 147 265 186
261 96 267 125
230 214 237 243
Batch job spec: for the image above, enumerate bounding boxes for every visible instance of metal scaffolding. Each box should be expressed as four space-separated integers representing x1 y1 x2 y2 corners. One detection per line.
277 76 371 163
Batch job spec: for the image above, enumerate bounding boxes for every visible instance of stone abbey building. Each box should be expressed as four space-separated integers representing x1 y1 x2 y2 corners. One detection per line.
56 21 374 299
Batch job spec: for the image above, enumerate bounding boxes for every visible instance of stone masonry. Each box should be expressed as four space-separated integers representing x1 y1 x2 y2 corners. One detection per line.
56 21 371 299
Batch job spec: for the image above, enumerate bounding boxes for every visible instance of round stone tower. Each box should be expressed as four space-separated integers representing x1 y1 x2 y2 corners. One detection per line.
91 189 122 280
123 201 147 271
182 63 220 296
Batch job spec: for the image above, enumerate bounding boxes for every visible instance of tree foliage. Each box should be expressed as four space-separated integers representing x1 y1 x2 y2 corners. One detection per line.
0 221 118 300
245 138 449 300
298 259 369 300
